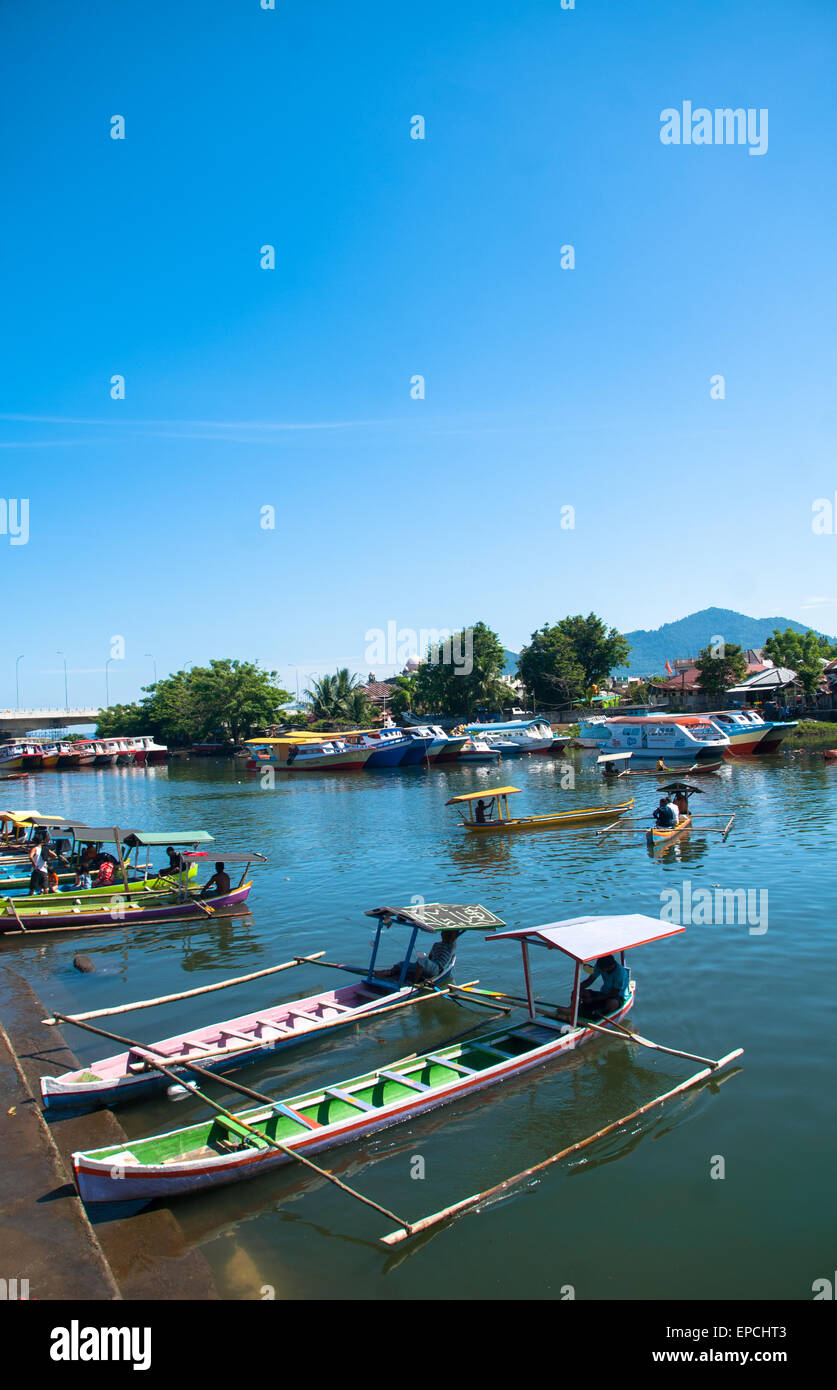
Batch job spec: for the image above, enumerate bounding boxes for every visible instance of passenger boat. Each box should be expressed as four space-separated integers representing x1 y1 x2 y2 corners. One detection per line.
576 715 728 764
70 912 741 1207
447 785 635 832
32 743 60 769
19 743 44 770
73 740 98 767
754 718 798 754
646 814 692 850
0 744 26 772
462 719 554 754
0 880 252 935
422 726 469 762
244 736 373 771
127 735 168 764
457 739 501 762
0 826 219 895
705 710 771 756
55 742 81 768
41 902 503 1111
357 728 412 767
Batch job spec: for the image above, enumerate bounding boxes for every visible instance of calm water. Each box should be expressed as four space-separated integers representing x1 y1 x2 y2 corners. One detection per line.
5 751 834 1300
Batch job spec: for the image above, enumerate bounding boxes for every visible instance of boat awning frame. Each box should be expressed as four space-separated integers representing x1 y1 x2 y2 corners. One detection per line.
445 787 521 805
181 850 267 865
65 826 136 844
365 903 507 933
597 752 632 764
488 913 685 962
122 831 215 847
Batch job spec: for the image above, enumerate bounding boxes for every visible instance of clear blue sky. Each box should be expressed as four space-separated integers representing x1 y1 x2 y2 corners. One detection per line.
1 0 835 708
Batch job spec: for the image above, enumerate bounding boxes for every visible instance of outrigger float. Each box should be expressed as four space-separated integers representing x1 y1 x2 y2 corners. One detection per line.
41 903 503 1111
447 786 635 832
69 913 742 1244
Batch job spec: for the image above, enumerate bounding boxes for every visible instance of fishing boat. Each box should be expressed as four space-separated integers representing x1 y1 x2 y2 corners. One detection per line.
597 782 735 852
447 786 635 832
646 814 692 850
41 902 504 1111
70 912 742 1208
462 719 554 754
597 752 723 778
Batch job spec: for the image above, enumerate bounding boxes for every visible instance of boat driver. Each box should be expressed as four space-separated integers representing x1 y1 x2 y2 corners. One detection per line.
581 955 630 1019
200 862 231 897
474 799 493 824
376 929 462 985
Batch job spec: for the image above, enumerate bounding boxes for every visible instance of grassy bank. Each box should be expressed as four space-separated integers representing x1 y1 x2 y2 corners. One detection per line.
784 720 837 749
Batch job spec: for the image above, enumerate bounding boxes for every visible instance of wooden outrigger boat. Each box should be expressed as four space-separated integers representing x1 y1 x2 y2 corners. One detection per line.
0 835 262 935
598 752 723 778
447 785 634 832
597 781 735 854
0 825 215 894
70 913 742 1218
41 902 504 1111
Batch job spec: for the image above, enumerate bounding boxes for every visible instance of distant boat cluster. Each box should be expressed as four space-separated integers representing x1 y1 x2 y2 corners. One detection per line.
575 709 796 762
0 736 168 773
243 719 567 771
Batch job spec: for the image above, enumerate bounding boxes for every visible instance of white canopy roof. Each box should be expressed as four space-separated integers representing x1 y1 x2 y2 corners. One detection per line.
490 913 684 962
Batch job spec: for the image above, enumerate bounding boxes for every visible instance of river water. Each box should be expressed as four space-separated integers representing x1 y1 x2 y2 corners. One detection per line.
4 750 833 1300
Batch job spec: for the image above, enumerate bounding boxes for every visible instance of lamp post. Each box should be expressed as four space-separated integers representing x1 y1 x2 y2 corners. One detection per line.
57 651 68 710
105 657 115 707
15 655 23 709
144 653 157 684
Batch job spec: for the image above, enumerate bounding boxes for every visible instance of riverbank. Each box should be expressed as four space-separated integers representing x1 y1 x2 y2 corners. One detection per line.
784 719 837 748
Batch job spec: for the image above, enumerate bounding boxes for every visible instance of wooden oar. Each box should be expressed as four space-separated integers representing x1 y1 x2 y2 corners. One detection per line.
379 1048 744 1246
584 1016 720 1067
41 952 328 1024
50 1012 412 1229
3 895 28 933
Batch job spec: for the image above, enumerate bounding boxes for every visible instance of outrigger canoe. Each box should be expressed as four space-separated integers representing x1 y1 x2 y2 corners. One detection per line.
646 814 692 850
41 902 504 1111
447 786 634 831
71 913 741 1206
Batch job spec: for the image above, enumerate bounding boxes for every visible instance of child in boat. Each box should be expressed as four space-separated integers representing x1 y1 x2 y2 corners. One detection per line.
581 955 630 1019
376 930 462 984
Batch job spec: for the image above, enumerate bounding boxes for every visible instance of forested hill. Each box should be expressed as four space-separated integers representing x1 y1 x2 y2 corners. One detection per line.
614 608 835 676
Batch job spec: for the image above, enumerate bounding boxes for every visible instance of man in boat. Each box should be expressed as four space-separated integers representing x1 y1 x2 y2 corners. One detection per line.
200 862 231 897
375 929 462 985
581 955 631 1020
159 845 187 877
474 799 493 824
672 788 689 819
653 796 676 829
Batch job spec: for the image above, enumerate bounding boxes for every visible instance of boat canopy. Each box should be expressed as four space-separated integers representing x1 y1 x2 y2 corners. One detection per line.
597 752 632 764
365 903 506 933
122 830 215 847
18 813 76 827
656 782 704 795
445 786 521 805
490 913 685 962
463 720 547 732
181 850 267 864
66 826 136 843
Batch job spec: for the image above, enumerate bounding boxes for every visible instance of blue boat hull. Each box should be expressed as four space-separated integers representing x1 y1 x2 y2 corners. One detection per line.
365 741 411 767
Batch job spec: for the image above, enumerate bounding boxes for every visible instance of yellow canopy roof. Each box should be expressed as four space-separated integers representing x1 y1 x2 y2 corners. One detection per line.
446 787 521 805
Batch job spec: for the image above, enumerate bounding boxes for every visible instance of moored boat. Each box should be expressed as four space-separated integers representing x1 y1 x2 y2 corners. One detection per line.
576 715 729 764
706 710 771 756
463 719 554 754
70 912 741 1208
41 901 503 1111
457 738 501 762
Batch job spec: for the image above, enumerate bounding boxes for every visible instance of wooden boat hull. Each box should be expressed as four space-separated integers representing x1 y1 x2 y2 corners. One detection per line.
0 883 252 935
465 799 635 832
73 993 634 1204
42 979 432 1111
646 815 692 850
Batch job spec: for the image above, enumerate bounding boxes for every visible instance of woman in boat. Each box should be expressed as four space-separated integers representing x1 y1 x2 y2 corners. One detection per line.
375 929 462 985
581 955 630 1019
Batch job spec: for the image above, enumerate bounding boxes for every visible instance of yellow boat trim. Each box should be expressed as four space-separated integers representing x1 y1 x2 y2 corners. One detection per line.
462 800 635 831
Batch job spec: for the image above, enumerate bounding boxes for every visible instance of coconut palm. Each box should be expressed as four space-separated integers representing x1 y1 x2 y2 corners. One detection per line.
304 669 368 724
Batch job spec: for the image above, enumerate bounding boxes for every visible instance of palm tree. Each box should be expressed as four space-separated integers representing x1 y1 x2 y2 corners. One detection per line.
303 674 341 721
304 669 368 725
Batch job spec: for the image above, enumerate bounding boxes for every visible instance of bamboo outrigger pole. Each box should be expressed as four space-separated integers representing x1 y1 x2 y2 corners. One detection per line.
50 1012 413 1230
379 1048 744 1246
41 952 328 1025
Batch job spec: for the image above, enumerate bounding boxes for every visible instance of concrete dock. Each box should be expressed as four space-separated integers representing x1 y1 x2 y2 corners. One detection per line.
0 963 217 1301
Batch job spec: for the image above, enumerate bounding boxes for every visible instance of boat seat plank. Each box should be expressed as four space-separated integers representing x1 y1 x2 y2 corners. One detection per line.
254 1016 295 1037
474 1045 516 1060
214 1116 269 1148
425 1053 475 1075
218 1029 257 1044
271 1101 321 1130
379 1070 430 1092
324 1087 377 1112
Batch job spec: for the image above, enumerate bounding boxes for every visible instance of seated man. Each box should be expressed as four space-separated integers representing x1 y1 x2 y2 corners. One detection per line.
375 929 461 985
581 955 631 1019
673 789 689 819
653 796 676 828
474 799 491 824
201 862 231 897
159 845 187 877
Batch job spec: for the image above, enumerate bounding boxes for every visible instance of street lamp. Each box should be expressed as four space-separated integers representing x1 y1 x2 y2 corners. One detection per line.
105 657 115 707
144 653 158 683
57 651 68 710
15 655 23 709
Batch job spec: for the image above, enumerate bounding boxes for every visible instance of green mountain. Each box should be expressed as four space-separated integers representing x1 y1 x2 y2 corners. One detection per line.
615 607 836 676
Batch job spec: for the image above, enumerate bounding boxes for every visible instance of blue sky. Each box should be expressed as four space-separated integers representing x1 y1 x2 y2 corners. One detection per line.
1 0 836 709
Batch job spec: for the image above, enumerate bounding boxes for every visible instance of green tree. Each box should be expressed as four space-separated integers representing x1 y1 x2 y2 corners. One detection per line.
411 622 509 717
385 675 414 717
97 661 291 745
303 668 370 726
518 615 630 704
763 628 829 697
694 643 748 698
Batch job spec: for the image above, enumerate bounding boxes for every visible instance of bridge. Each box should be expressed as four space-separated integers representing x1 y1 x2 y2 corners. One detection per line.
0 709 99 736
